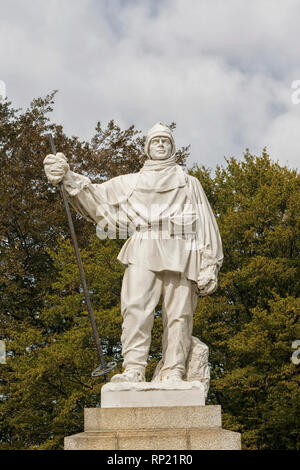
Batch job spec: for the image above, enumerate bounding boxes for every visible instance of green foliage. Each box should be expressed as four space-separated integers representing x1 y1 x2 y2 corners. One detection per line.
0 95 189 449
0 96 299 450
191 151 300 449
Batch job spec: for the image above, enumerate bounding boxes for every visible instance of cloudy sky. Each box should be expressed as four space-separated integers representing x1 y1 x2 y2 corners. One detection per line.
1 0 300 169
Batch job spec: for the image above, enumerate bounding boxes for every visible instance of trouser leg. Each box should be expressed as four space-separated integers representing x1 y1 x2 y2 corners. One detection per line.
121 264 163 370
160 272 199 375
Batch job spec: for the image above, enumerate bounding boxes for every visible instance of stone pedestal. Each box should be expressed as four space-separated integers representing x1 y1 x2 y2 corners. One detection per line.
64 405 241 450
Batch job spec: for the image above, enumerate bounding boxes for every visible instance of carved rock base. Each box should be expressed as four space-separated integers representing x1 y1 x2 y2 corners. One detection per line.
101 380 205 407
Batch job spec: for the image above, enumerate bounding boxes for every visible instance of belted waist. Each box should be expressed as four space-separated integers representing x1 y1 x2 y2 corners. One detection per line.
134 218 198 235
132 224 197 240
135 225 161 232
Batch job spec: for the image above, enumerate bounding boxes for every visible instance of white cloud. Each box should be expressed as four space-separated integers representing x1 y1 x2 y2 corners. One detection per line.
1 0 299 169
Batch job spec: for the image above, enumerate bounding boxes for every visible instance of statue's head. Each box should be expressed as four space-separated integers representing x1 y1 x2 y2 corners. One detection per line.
144 122 176 160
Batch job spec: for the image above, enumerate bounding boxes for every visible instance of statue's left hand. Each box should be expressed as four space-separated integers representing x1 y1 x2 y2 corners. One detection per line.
197 265 218 296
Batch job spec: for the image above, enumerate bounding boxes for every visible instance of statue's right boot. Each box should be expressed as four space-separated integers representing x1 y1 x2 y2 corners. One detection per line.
110 366 145 383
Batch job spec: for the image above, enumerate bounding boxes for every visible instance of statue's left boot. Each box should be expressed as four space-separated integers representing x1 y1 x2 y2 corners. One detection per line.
153 368 185 383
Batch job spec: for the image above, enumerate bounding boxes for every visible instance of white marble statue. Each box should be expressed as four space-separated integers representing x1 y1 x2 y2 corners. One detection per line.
44 123 223 390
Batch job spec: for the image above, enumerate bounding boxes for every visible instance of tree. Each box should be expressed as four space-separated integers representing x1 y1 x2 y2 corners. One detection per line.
0 94 189 449
191 152 300 449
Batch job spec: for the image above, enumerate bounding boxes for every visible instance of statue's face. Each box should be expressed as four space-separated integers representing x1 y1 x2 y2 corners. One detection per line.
149 136 172 160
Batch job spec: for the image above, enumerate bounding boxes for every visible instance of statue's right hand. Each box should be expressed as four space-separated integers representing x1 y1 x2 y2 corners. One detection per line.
43 152 70 185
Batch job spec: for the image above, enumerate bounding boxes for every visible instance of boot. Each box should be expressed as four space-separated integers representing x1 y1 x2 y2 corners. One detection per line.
110 366 145 383
153 368 185 383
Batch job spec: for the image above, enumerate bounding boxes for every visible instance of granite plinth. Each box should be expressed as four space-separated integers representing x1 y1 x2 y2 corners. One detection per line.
64 405 241 450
